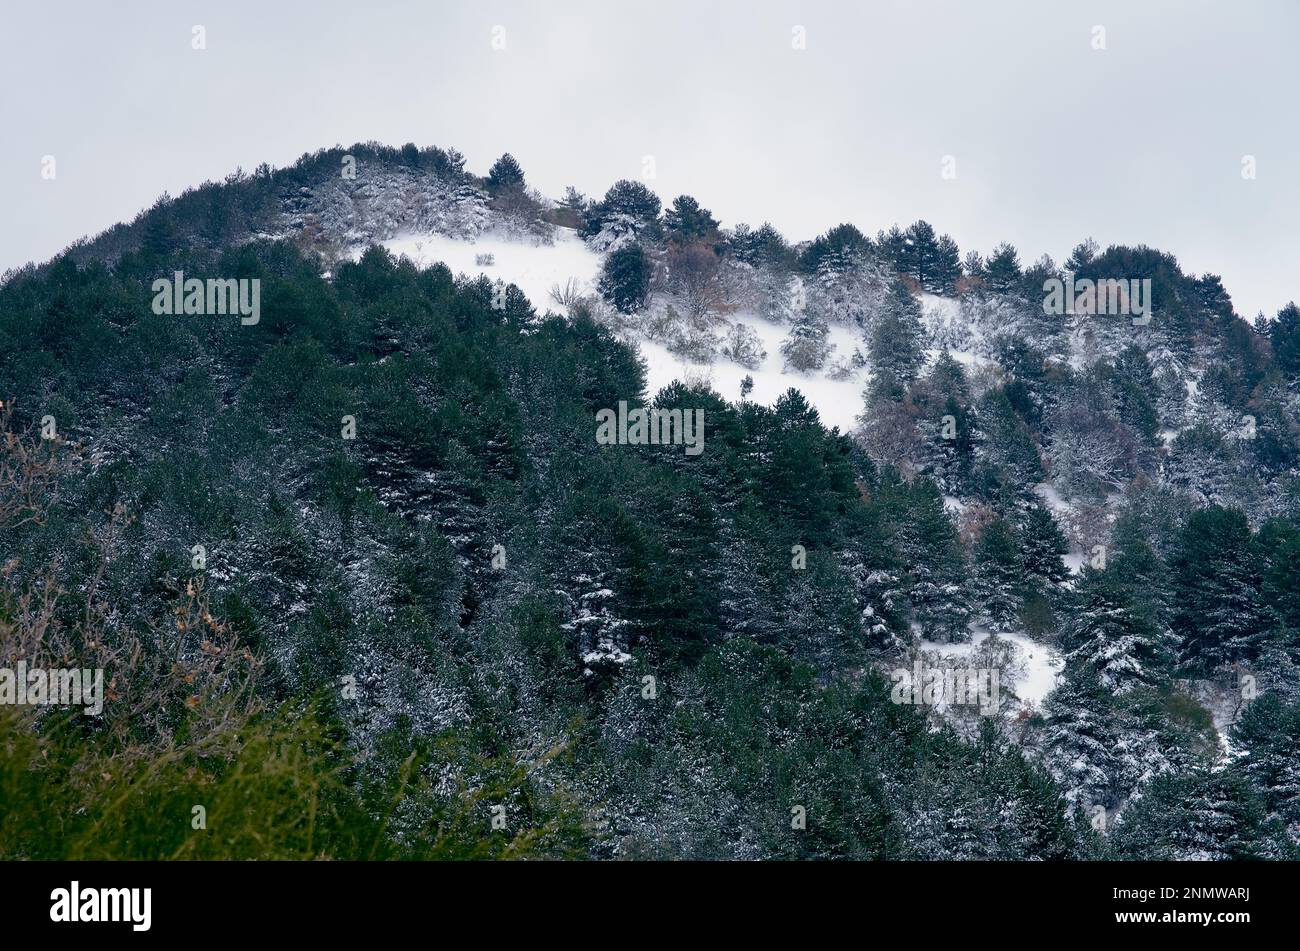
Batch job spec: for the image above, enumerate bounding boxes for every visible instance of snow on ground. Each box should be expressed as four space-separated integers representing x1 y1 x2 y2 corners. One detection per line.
1062 551 1087 574
381 228 878 432
377 230 1000 439
382 227 604 315
919 627 1063 711
918 293 998 371
1033 481 1071 515
1189 679 1246 761
639 313 869 433
919 293 961 321
1034 481 1089 575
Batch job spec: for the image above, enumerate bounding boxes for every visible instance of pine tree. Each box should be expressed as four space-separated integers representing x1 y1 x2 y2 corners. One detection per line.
974 386 1043 492
894 221 961 295
800 223 870 275
1170 506 1271 672
1268 301 1300 386
839 542 909 654
598 243 653 313
1108 345 1161 447
595 179 661 219
983 243 1022 295
583 179 661 241
962 250 986 284
914 351 975 493
1064 237 1099 272
897 220 936 285
1019 504 1069 588
560 185 588 212
898 478 971 640
1039 668 1128 810
1107 528 1172 630
972 518 1023 631
486 153 526 193
663 195 720 244
1230 692 1300 840
1040 666 1174 812
867 280 925 402
931 234 962 296
1060 566 1174 694
140 207 178 258
780 310 833 372
875 226 906 272
1259 518 1300 648
729 222 790 268
1111 768 1281 860
715 510 780 644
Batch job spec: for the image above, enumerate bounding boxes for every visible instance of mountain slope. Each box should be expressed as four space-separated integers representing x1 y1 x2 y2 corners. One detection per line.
2 142 1298 859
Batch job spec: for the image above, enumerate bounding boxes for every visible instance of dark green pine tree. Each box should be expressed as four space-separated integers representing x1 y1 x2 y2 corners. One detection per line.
901 478 971 641
780 310 833 372
931 234 962 296
974 386 1043 493
983 242 1022 295
1111 768 1284 860
140 206 178 259
598 243 653 313
972 517 1023 631
756 389 857 540
1064 237 1099 272
1112 345 1161 436
583 179 661 237
1230 692 1300 841
486 152 526 193
971 722 1077 859
1060 565 1175 694
916 350 976 493
926 347 971 404
933 395 976 492
1267 301 1300 386
1039 666 1132 812
875 225 906 270
715 509 781 644
1107 529 1172 630
663 195 720 244
729 222 790 268
1259 517 1300 651
801 222 871 274
898 220 937 287
895 221 961 296
782 546 874 665
867 280 925 403
1170 506 1271 672
1019 504 1069 588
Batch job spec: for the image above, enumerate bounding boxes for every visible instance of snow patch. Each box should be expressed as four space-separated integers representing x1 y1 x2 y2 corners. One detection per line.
920 627 1063 710
381 227 604 316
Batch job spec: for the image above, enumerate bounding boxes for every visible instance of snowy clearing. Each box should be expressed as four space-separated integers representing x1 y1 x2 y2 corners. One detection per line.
382 227 604 315
920 627 1063 710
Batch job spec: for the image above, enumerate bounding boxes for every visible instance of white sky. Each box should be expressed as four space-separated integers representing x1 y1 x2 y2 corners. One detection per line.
2 0 1296 319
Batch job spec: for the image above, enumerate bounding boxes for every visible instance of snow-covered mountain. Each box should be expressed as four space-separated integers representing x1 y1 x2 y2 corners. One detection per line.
12 143 1299 857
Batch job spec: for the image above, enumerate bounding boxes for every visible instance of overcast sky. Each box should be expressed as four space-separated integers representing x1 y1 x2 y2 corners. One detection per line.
3 0 1296 318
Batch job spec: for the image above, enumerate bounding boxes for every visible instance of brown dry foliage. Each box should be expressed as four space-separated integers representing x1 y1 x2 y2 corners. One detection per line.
0 398 261 754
